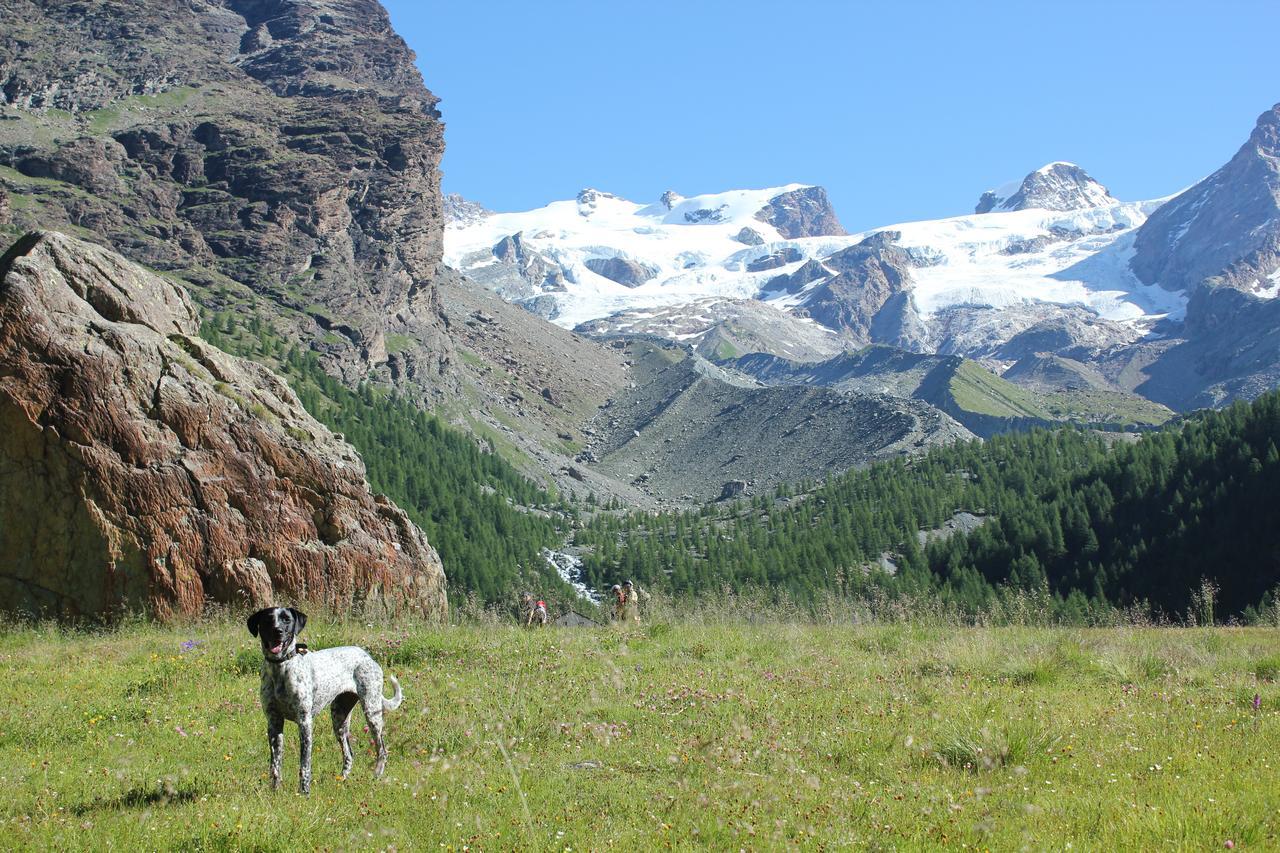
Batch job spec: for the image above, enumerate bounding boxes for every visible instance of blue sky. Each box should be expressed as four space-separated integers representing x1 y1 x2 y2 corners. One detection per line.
384 1 1279 232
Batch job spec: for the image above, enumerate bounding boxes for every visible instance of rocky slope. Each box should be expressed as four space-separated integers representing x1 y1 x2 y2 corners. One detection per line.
0 232 447 621
0 0 450 386
431 268 650 505
1131 103 1280 296
578 340 972 502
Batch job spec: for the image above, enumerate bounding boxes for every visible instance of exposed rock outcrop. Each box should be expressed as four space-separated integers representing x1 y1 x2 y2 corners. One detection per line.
0 231 447 621
746 247 803 273
975 163 1117 213
444 192 493 226
752 184 844 236
1131 103 1280 295
491 233 566 291
799 231 925 348
754 185 846 238
575 297 846 363
584 256 659 287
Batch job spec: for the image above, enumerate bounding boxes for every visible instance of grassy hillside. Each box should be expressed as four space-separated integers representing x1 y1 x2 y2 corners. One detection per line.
935 359 1172 431
945 359 1054 419
3 618 1278 849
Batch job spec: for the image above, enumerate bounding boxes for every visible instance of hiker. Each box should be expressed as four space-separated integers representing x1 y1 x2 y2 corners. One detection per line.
520 592 548 627
621 580 648 623
610 584 625 622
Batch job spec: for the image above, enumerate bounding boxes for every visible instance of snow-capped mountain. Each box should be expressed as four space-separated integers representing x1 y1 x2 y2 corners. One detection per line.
974 162 1118 214
444 170 1181 364
445 100 1280 412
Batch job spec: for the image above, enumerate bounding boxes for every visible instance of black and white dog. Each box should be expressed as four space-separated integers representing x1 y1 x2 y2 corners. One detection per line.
247 607 403 793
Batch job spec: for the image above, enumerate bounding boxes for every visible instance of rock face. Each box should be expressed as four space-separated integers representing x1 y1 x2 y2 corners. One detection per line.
718 480 747 501
0 0 450 384
584 257 659 287
745 247 803 273
975 163 1117 213
799 231 925 348
444 193 492 226
1131 103 1280 295
754 186 846 238
0 231 447 621
490 233 566 292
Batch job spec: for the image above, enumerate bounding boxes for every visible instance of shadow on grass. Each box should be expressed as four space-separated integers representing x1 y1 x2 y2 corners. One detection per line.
71 779 204 815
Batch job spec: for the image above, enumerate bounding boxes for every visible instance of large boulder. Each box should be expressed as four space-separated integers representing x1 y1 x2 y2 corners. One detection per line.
584 256 659 287
0 231 447 621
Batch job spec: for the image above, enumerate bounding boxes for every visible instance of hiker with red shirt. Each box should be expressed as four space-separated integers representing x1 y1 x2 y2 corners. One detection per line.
520 592 548 627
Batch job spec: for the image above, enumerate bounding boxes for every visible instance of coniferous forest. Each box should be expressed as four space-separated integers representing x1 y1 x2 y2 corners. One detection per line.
576 393 1280 621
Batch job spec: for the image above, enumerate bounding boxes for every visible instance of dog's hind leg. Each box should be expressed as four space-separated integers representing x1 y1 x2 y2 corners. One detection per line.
331 693 358 779
366 706 388 778
267 711 284 791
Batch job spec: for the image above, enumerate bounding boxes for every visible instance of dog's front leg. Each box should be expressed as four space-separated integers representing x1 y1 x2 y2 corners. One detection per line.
267 712 284 791
298 714 314 794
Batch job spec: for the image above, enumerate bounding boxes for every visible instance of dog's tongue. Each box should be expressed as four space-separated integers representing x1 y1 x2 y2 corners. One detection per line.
270 643 283 655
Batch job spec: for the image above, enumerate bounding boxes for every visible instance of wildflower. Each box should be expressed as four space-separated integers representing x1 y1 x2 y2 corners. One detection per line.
1253 694 1261 712
180 639 200 652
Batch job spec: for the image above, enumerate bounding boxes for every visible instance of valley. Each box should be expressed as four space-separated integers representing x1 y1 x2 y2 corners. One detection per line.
0 0 1277 625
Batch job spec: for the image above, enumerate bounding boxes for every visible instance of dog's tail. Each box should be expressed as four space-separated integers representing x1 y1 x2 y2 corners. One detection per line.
383 674 404 712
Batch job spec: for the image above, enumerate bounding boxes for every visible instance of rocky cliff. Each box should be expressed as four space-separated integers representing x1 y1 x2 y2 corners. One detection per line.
0 231 447 621
0 0 450 384
1131 103 1280 295
753 185 846 238
793 231 927 349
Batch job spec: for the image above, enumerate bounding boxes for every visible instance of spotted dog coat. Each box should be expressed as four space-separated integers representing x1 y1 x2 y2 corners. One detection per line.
247 607 404 794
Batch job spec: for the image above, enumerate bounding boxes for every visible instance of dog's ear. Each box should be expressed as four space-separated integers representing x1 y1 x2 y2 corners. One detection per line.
247 608 269 637
289 607 307 634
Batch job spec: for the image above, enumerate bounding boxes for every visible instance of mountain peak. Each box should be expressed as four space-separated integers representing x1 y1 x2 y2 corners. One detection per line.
976 162 1117 214
1130 101 1280 295
754 185 846 238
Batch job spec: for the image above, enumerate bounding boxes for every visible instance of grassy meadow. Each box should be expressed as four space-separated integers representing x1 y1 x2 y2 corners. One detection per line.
2 613 1279 850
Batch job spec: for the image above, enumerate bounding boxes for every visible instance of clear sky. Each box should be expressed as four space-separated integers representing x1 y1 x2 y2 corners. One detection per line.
384 0 1280 233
